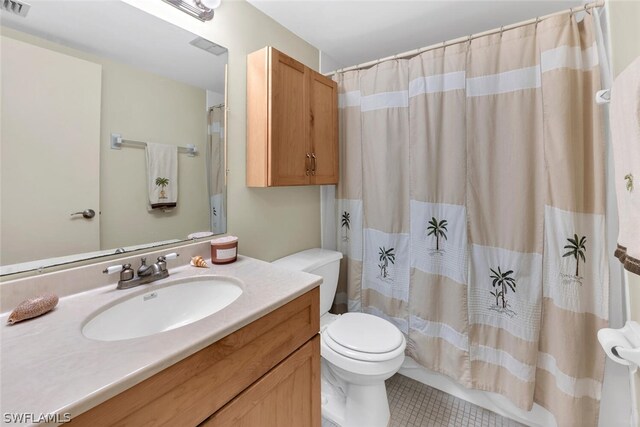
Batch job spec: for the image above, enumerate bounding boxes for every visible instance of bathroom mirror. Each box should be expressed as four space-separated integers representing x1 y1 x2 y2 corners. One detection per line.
0 0 227 276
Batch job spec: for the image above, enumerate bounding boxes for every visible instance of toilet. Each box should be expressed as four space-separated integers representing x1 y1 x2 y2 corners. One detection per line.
273 248 406 427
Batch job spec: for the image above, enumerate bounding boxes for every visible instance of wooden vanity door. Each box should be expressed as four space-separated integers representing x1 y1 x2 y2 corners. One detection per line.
201 336 320 427
308 70 338 185
268 49 310 186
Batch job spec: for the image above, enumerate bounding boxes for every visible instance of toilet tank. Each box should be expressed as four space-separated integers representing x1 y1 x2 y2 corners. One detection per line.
272 248 343 316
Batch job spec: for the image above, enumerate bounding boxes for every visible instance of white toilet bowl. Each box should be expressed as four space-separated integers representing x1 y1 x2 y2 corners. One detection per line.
320 312 405 427
272 249 406 427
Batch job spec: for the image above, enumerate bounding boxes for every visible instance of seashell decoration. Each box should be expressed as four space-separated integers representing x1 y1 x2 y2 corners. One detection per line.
191 256 209 268
7 293 58 325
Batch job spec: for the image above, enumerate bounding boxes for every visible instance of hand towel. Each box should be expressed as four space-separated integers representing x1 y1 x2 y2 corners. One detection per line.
146 142 178 210
610 56 640 275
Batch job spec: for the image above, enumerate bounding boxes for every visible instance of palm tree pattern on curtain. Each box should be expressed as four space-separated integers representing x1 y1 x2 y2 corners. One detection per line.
489 267 517 317
426 217 448 253
563 234 587 279
625 173 634 192
378 247 396 279
155 177 170 200
341 211 351 241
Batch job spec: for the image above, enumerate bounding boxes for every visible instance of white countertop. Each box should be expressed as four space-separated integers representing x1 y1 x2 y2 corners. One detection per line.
0 256 321 426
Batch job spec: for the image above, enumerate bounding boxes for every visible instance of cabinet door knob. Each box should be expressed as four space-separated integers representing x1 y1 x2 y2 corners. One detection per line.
311 153 317 176
306 153 311 176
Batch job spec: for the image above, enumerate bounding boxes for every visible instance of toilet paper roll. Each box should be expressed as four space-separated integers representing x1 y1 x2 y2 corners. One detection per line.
597 328 634 366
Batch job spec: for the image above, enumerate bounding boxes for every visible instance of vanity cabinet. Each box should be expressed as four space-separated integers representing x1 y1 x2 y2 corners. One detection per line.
201 337 318 426
69 288 320 427
247 46 338 187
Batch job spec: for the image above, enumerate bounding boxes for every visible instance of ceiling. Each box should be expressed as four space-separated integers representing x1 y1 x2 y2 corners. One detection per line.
0 0 227 93
247 0 584 73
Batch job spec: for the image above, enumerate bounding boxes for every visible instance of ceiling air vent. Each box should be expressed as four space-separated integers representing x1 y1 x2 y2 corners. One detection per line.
1 0 30 17
189 37 227 56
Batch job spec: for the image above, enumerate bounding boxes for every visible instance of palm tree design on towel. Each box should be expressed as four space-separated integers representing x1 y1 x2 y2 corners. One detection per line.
378 247 396 280
426 217 448 254
562 234 586 283
341 211 351 241
489 267 517 317
155 177 170 200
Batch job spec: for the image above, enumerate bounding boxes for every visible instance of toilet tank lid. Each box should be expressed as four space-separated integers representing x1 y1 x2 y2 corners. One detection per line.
272 248 343 273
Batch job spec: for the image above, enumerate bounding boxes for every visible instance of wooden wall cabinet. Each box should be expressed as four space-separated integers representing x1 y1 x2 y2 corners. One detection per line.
247 46 338 187
70 288 320 427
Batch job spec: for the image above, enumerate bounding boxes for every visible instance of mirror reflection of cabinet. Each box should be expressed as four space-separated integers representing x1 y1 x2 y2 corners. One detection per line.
247 47 338 187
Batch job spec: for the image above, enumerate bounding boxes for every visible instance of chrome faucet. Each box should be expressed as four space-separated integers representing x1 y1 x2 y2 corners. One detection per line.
103 253 179 290
137 257 155 277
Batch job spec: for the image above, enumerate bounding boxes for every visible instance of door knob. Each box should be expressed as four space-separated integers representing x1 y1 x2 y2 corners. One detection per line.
71 209 96 219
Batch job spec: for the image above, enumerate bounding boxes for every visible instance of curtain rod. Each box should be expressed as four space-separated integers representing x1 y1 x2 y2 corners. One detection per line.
324 0 604 76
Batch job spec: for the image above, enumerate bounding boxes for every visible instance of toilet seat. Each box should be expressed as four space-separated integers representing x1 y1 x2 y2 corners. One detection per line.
322 313 405 362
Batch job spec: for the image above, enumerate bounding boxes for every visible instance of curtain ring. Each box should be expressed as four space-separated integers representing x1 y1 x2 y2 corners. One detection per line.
467 34 472 46
569 6 574 16
535 16 540 28
584 3 591 14
500 26 504 37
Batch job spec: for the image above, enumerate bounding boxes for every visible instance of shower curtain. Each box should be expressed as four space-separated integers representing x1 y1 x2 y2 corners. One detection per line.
332 12 607 426
207 105 226 234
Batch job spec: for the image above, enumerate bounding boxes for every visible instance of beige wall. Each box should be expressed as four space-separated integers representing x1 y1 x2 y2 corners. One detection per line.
0 28 210 252
123 0 322 262
98 57 209 249
607 0 640 415
608 0 640 78
608 0 640 316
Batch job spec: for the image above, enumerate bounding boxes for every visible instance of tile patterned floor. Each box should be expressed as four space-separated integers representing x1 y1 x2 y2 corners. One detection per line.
322 374 526 427
386 374 525 427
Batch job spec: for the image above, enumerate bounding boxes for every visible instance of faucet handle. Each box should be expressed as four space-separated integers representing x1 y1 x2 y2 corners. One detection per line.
157 253 179 262
156 253 178 273
156 256 167 272
103 263 134 282
103 264 127 274
120 264 134 281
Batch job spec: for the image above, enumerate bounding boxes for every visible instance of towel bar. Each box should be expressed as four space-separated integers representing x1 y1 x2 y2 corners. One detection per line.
110 133 198 157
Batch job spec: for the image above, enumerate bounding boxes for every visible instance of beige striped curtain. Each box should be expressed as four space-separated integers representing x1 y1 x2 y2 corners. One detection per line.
334 12 607 426
535 14 607 426
334 71 364 315
466 21 544 411
408 43 470 384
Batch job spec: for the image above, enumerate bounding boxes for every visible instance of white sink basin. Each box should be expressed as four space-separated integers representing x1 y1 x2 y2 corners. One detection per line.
82 276 243 341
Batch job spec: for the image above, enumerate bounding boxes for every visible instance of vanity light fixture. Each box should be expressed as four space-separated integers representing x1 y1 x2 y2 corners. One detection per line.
162 0 221 22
